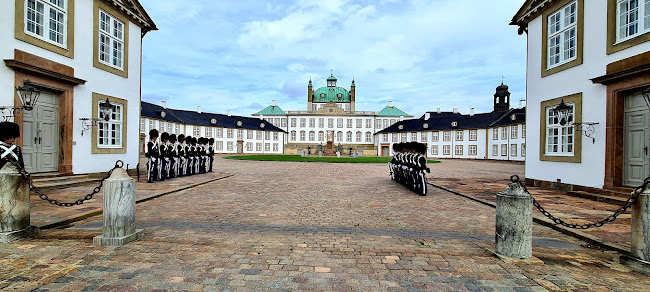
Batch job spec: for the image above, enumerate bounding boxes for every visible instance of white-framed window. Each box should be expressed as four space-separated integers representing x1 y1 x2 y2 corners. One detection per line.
265 143 270 152
347 119 353 128
300 118 306 127
411 133 417 142
469 145 477 156
99 9 124 69
356 131 362 142
432 131 439 142
493 128 499 140
455 145 463 155
376 120 382 128
443 131 451 141
216 128 223 138
281 118 287 127
522 143 526 157
337 131 343 142
148 120 154 131
300 131 305 141
328 118 334 128
492 145 498 156
443 145 450 155
246 142 253 151
346 132 352 142
167 123 173 133
256 131 262 140
273 143 278 152
356 119 362 128
274 118 280 126
401 133 407 142
247 130 253 139
469 129 477 141
383 119 389 129
291 118 296 127
206 128 213 137
265 132 270 140
547 1 577 68
390 119 396 125
26 0 67 47
546 103 574 155
273 132 279 141
216 141 223 151
175 124 180 134
366 119 372 128
194 127 201 137
501 127 507 140
455 131 463 141
382 133 388 142
256 143 262 151
511 126 518 139
140 119 145 131
309 118 315 128
337 118 344 128
365 132 372 143
523 124 526 138
431 145 438 155
309 131 315 141
318 118 324 128
501 144 508 156
98 101 123 148
318 131 324 141
290 131 296 141
617 0 650 42
511 144 518 157
237 129 243 139
227 129 233 138
421 132 428 142
227 141 233 151
159 121 164 131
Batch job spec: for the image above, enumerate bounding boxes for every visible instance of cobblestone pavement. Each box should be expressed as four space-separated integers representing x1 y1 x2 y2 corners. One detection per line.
2 158 649 291
430 159 633 249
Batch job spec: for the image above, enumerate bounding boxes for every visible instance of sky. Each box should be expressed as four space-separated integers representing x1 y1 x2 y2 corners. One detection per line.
139 0 527 118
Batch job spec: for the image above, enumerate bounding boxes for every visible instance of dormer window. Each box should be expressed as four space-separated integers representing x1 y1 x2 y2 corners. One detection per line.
320 93 326 98
236 121 243 127
423 123 429 129
210 118 217 125
160 111 166 118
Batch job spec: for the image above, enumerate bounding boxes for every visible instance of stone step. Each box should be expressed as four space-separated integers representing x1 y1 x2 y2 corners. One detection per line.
566 190 629 205
573 186 634 199
32 175 103 191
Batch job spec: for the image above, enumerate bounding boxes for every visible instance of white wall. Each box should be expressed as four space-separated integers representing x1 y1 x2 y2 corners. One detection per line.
524 0 650 188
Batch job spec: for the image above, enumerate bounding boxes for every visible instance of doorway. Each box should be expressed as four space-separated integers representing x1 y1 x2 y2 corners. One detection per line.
381 145 390 157
623 90 650 187
22 91 60 173
237 141 243 154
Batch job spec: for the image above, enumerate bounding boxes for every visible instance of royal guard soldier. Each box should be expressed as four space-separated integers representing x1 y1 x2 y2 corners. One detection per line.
192 137 199 175
169 134 178 178
145 129 160 183
160 132 170 180
199 137 207 174
186 136 194 176
0 122 25 172
177 134 186 177
208 138 215 172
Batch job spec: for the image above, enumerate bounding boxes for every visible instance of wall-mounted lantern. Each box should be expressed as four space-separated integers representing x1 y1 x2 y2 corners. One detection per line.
80 98 113 136
552 99 599 143
1 81 41 121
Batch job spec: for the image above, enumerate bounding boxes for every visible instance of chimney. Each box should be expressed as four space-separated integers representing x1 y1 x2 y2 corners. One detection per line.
227 110 232 116
388 101 393 107
437 108 441 114
424 113 430 120
519 99 526 108
260 114 264 120
161 101 167 109
453 108 458 114
470 108 475 116
272 100 276 107
400 116 404 121
197 106 201 114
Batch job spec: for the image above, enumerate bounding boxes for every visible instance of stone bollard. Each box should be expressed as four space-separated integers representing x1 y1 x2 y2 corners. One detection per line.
318 151 322 158
93 168 143 246
336 151 340 158
621 184 650 274
495 182 532 259
0 166 38 243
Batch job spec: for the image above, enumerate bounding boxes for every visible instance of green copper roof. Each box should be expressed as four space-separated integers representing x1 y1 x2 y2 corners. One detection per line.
255 105 287 116
312 86 350 103
377 106 410 117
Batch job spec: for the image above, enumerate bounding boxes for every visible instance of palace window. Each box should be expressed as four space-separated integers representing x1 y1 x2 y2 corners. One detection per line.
443 145 450 155
390 119 396 125
522 143 526 157
195 127 202 137
443 131 451 141
432 131 439 142
366 119 372 128
617 0 650 41
455 145 463 155
300 118 306 127
347 132 352 142
273 132 278 141
492 145 498 156
216 141 223 151
290 131 296 141
501 127 507 140
376 119 382 128
25 0 67 47
356 119 362 128
291 118 296 127
356 131 362 142
265 143 270 152
347 119 353 128
319 118 324 128
256 143 262 151
545 103 574 156
511 126 518 139
319 131 324 141
547 1 577 69
149 120 154 131
227 129 233 138
328 118 334 128
281 118 287 127
227 141 233 151
175 124 180 134
366 132 372 143
392 133 398 142
469 129 477 141
140 119 145 132
337 131 343 142
300 131 305 141
206 128 213 137
237 129 243 139
216 128 223 138
274 118 280 126
265 132 270 140
98 100 123 148
431 145 438 155
469 145 477 156
309 131 315 141
421 132 427 142
256 131 262 140
511 144 518 157
411 132 417 142
247 130 253 139
273 143 278 152
246 142 253 151
455 131 464 141
337 118 344 128
501 144 508 156
523 125 526 138
493 128 498 140
99 9 124 70
383 134 388 142
401 133 407 142
383 119 389 129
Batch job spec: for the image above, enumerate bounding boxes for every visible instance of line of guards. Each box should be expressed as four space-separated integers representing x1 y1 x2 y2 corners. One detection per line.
389 142 430 196
145 129 215 183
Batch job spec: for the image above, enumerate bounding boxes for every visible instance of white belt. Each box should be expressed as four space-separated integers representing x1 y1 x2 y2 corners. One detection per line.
1 144 18 161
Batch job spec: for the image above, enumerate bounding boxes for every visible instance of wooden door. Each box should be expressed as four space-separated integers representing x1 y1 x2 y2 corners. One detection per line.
624 91 650 186
22 91 59 173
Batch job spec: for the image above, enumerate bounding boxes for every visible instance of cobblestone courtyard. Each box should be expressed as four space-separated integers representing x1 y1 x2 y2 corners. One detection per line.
2 158 649 291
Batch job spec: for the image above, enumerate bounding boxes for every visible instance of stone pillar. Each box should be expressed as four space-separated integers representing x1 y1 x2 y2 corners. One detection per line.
0 166 38 243
93 168 143 246
495 182 532 259
621 185 650 274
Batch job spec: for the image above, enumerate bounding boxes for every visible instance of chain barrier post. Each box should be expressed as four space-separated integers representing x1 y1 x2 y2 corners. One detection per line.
93 162 143 246
0 163 39 242
622 179 650 274
495 175 532 259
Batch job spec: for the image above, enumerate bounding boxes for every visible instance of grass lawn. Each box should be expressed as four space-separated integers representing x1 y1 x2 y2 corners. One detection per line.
223 155 440 164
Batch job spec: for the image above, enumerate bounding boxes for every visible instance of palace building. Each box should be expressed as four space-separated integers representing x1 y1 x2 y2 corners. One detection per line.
253 72 413 156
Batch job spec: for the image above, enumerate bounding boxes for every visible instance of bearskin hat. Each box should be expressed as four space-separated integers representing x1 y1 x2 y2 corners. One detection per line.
209 138 214 144
178 134 185 143
169 134 177 143
0 122 21 140
149 129 159 139
160 132 169 141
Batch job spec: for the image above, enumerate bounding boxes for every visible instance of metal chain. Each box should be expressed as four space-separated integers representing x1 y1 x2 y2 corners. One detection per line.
10 159 124 207
510 175 649 229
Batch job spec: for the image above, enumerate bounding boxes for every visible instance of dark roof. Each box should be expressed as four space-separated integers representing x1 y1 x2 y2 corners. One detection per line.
376 108 525 134
141 101 286 133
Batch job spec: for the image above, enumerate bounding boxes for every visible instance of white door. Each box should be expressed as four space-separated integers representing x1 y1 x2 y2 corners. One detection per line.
624 91 650 187
22 91 59 173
